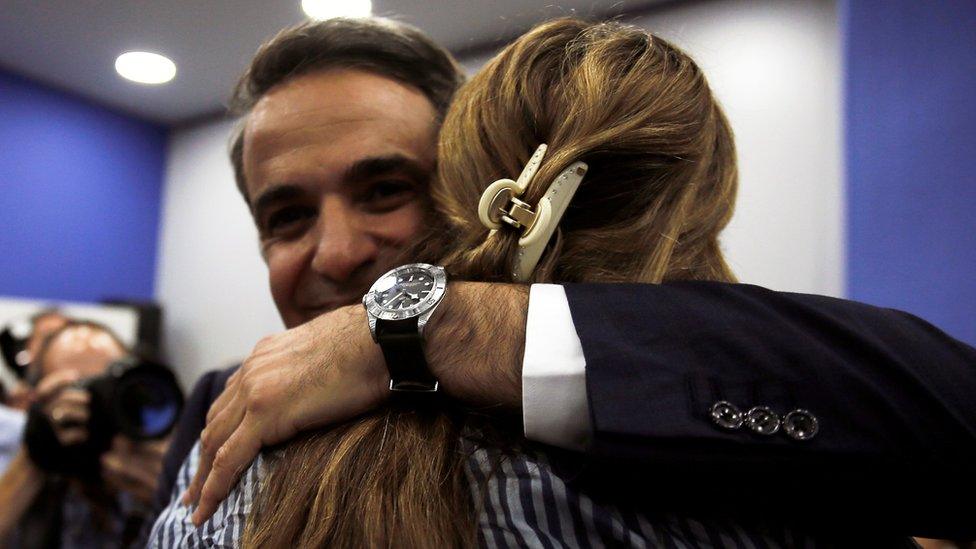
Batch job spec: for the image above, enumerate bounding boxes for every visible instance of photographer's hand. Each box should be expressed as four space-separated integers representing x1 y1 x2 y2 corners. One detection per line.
101 435 169 505
5 384 35 411
36 370 90 446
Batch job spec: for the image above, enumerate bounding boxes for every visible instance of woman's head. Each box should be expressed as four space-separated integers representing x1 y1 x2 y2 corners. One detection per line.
245 19 739 548
434 18 738 284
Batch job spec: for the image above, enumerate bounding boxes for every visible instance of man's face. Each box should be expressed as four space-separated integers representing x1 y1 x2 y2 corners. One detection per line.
41 326 125 379
243 68 438 328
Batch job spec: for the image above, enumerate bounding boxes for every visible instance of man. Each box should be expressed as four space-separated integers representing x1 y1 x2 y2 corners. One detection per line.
163 18 975 537
0 321 167 546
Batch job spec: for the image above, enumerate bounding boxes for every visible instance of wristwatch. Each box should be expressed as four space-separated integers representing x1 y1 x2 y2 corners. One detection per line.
362 263 448 392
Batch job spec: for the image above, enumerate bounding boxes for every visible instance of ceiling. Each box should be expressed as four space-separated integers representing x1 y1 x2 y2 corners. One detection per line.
0 0 665 126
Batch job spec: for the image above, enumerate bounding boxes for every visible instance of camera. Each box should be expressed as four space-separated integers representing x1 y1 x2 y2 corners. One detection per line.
0 317 33 379
25 356 184 477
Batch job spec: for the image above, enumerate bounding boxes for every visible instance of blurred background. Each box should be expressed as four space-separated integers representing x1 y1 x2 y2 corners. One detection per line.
0 0 973 387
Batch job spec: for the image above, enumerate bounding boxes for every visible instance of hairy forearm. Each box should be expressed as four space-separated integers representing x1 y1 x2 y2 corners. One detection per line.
341 282 527 409
424 281 528 410
0 448 44 539
182 283 531 525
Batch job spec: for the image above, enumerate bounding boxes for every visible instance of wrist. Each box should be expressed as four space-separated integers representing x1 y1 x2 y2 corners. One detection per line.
333 304 389 408
423 281 527 410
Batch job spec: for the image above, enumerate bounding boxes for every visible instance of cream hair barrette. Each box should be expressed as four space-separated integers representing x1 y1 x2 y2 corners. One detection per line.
477 144 588 282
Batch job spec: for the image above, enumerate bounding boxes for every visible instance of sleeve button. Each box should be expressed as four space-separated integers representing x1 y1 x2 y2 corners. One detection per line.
783 409 819 440
745 406 781 435
710 401 744 430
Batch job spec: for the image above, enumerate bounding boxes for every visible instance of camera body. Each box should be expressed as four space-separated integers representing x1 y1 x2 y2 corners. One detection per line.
25 356 184 477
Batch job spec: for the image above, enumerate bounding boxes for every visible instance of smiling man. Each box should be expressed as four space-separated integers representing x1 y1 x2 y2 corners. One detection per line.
245 68 436 327
152 18 976 541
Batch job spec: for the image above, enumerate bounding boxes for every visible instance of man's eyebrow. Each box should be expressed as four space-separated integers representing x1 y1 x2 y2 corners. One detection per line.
251 184 304 219
250 155 430 219
342 154 430 185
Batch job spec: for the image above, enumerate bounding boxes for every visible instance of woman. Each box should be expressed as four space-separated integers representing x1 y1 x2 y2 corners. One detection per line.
152 18 908 547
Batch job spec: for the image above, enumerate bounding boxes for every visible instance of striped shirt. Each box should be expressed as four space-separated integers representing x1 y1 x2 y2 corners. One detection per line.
149 440 909 548
149 441 260 547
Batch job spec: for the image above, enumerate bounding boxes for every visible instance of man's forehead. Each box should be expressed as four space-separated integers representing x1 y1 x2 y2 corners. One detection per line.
246 68 436 138
241 68 439 201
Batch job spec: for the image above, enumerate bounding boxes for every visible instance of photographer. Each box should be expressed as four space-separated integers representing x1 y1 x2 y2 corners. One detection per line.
0 320 176 547
0 309 69 413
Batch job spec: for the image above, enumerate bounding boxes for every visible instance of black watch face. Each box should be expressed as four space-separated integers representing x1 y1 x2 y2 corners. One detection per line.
364 263 447 320
374 268 434 309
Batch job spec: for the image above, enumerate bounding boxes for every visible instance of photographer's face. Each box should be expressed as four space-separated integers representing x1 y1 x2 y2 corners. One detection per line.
41 326 124 379
243 69 437 328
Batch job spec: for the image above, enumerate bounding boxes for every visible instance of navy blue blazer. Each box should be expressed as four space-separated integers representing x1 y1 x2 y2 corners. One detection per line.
566 282 976 538
156 365 237 513
155 282 976 537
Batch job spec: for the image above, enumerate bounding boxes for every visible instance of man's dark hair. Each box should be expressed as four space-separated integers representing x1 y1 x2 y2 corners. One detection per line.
228 17 466 203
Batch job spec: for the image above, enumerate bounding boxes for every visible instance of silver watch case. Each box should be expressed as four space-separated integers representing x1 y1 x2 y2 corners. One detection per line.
362 263 448 342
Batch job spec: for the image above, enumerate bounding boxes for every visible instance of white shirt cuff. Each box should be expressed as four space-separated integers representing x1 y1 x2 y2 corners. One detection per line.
522 283 592 451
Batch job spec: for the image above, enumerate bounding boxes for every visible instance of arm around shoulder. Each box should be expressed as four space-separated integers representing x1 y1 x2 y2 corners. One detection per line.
564 281 976 537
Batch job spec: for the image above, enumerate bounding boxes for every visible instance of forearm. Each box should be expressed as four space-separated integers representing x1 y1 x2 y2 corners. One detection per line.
184 282 530 525
0 448 44 539
424 281 527 410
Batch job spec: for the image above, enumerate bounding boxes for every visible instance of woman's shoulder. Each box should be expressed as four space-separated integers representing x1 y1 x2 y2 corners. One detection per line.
148 440 267 548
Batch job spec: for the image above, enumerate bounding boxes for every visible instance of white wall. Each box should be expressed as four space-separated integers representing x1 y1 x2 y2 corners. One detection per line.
154 120 283 385
155 0 842 385
632 0 843 296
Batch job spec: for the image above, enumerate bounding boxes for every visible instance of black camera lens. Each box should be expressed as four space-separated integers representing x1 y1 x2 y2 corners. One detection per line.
87 357 183 442
24 356 184 476
113 366 183 439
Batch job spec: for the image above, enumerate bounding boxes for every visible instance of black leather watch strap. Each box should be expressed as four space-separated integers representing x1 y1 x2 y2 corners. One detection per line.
375 317 438 392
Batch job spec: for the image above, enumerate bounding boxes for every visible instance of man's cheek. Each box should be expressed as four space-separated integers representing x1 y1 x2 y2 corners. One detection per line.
266 254 299 315
381 202 427 243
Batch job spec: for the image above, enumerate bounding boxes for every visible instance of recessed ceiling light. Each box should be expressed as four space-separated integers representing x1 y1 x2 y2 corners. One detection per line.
115 51 176 85
301 0 372 20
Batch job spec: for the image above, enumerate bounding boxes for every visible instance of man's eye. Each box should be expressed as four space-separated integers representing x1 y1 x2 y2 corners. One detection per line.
265 206 314 237
362 181 415 211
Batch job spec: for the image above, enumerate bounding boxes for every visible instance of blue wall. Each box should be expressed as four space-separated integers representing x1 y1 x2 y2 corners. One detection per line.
0 71 167 302
845 0 976 345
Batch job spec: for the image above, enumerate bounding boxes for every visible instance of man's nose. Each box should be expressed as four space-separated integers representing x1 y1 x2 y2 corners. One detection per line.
310 198 378 282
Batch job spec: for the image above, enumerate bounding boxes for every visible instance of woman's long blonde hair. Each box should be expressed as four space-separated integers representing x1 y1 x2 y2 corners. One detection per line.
244 18 738 548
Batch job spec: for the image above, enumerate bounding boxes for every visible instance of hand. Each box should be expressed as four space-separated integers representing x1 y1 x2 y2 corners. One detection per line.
5 383 35 411
35 370 89 446
182 305 388 525
101 435 169 505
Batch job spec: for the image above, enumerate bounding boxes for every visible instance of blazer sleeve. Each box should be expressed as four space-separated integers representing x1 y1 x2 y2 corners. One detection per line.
153 365 239 511
563 281 976 538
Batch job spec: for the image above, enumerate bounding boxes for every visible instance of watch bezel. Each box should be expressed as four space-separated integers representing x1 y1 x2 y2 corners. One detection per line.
363 263 447 321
